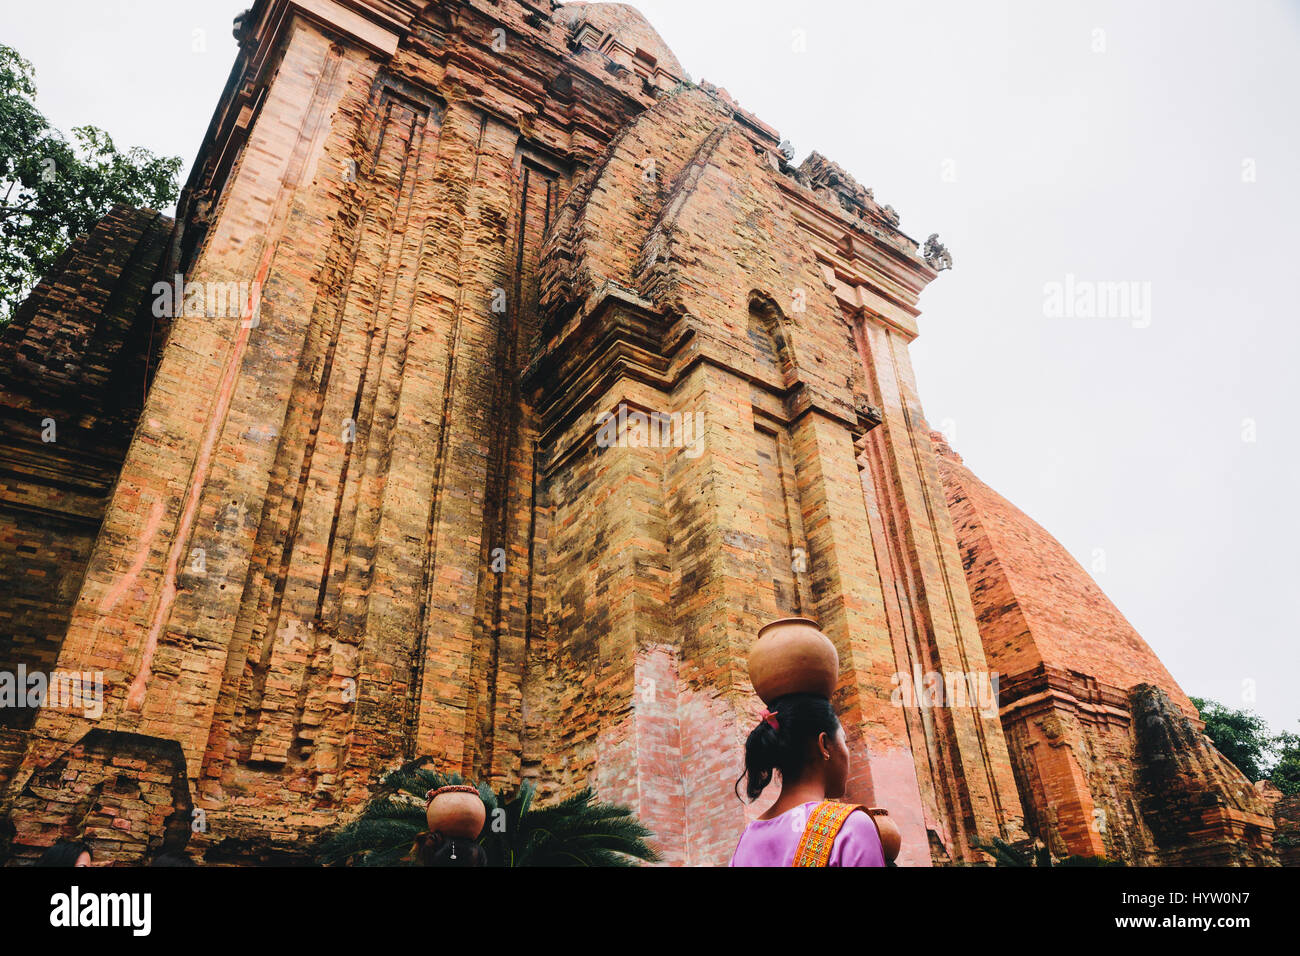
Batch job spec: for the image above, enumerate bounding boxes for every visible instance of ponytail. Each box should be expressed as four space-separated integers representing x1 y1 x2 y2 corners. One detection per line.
735 693 840 802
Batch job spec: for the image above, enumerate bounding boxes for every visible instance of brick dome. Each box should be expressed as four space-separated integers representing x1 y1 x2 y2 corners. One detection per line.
560 2 685 78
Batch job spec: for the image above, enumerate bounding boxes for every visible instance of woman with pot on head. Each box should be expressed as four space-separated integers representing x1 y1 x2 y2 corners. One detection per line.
730 619 901 868
410 831 487 867
416 785 488 867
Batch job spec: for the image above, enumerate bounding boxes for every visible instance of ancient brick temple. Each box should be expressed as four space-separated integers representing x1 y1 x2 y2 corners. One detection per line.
0 1 1280 865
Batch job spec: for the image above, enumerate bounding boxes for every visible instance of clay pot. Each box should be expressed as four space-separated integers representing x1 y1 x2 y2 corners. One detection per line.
425 785 486 839
867 808 902 862
748 618 839 704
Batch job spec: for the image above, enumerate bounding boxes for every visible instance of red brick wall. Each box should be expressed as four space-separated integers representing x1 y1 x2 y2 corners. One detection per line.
0 206 170 781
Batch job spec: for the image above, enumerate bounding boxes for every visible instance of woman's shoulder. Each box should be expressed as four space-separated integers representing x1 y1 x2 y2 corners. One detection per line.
829 805 886 867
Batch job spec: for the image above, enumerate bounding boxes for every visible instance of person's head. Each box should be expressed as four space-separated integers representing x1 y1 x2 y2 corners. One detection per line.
411 831 487 867
37 839 92 867
736 693 849 802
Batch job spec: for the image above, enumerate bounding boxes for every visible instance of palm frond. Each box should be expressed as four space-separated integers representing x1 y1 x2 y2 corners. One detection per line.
976 837 1033 867
315 766 659 867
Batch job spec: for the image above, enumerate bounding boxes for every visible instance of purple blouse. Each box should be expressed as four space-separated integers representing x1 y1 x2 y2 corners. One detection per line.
729 801 886 867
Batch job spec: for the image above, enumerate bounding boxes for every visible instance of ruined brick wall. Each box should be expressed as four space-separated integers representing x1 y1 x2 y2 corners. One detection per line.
0 206 172 793
1133 685 1276 865
1271 793 1300 867
3 730 192 866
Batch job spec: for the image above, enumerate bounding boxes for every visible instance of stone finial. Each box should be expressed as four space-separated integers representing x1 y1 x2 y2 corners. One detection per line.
799 152 873 221
923 233 953 272
232 7 252 40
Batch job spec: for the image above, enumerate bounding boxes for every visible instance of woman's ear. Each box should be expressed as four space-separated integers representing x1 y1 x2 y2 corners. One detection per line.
818 731 832 760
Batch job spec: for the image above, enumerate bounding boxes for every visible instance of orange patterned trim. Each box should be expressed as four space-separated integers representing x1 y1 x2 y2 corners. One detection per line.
791 801 864 867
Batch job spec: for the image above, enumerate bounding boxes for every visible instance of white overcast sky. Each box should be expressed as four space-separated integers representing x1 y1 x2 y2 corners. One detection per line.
4 1 1297 733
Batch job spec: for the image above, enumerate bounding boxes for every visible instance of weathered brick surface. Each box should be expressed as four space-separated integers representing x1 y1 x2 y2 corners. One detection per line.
1271 792 1300 867
0 206 172 794
4 730 192 865
1132 685 1276 865
0 0 1262 866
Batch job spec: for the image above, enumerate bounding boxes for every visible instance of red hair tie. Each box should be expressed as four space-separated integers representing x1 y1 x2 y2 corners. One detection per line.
760 709 780 731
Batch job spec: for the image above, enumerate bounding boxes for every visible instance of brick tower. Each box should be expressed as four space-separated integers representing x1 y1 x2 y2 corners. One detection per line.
0 1 1273 866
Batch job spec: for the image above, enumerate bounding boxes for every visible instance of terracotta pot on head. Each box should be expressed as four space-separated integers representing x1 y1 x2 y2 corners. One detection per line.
749 620 902 862
425 785 486 840
867 808 902 862
748 618 839 705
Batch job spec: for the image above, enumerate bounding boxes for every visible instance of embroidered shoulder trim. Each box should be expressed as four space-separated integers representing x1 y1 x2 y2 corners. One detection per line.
791 801 864 867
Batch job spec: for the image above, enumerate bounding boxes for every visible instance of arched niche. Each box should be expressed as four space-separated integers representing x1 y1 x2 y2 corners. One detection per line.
747 291 796 387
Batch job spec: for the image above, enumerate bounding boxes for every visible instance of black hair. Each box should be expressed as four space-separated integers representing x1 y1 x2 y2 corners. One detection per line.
412 832 488 867
735 693 840 802
36 839 92 867
149 852 196 867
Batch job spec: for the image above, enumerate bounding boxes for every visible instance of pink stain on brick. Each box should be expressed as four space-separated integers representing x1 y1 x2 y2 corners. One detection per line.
96 497 165 623
127 267 267 712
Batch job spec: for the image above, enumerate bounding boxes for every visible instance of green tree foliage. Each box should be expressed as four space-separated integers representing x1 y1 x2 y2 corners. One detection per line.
315 757 661 867
1192 696 1298 793
0 43 181 322
1190 696 1275 781
1271 731 1300 796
